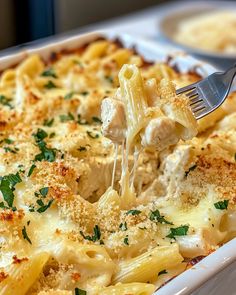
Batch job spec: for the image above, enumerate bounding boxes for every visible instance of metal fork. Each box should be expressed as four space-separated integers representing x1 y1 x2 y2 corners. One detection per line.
176 64 236 119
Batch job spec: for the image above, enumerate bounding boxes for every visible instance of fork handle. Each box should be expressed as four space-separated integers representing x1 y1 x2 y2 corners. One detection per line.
222 63 236 91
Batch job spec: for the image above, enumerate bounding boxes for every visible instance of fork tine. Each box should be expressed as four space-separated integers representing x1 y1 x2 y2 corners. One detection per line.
176 84 196 95
195 107 208 119
188 93 199 100
189 96 202 105
192 105 206 113
185 88 198 97
190 99 203 106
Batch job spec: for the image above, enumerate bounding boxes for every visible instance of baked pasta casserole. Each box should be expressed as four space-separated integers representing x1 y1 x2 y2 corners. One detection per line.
0 38 236 295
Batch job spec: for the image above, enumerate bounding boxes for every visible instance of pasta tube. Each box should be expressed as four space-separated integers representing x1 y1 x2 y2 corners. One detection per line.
0 252 49 295
112 244 183 284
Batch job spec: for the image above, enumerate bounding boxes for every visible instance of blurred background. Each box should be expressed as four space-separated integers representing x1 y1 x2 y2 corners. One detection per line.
0 0 165 50
0 0 236 69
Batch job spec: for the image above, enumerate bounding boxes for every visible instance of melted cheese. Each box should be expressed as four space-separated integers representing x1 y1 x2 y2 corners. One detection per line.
0 38 236 294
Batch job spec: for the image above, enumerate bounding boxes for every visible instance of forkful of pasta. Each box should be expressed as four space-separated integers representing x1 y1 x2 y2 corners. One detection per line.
101 64 198 153
101 63 236 152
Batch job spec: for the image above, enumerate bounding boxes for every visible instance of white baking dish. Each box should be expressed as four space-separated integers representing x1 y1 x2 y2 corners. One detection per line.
0 30 235 295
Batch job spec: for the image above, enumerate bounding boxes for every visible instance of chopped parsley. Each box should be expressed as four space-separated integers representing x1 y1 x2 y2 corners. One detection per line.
80 225 101 242
64 92 74 100
43 118 54 127
59 112 75 122
44 80 57 89
22 226 32 244
32 187 53 213
77 114 88 125
33 129 57 162
49 132 55 138
3 146 19 153
166 225 189 239
185 164 197 177
158 269 168 276
28 164 36 177
39 187 49 197
34 140 56 162
124 235 129 245
214 200 229 210
119 221 127 231
0 95 13 108
33 128 48 142
0 172 22 208
36 199 53 213
150 209 173 225
0 138 14 144
92 116 102 124
75 288 87 295
80 91 89 96
86 131 99 139
41 68 57 78
126 209 141 216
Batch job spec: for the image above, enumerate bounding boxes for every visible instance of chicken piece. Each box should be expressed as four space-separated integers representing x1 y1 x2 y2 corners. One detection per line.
141 117 179 151
101 97 126 143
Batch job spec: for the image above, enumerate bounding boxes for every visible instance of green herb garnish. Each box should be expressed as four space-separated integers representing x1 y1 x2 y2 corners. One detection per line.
75 288 87 295
92 116 102 124
124 235 129 245
0 95 13 108
126 209 141 216
80 225 101 242
39 187 49 197
214 200 229 210
3 146 19 153
2 138 14 144
49 132 56 138
36 199 53 213
80 91 89 96
33 129 48 142
119 221 127 231
166 225 189 239
44 80 57 89
33 130 56 162
22 226 32 244
43 118 54 127
150 209 173 225
0 172 22 208
28 164 36 177
64 92 74 100
59 112 75 122
34 141 56 162
86 131 99 139
41 68 57 78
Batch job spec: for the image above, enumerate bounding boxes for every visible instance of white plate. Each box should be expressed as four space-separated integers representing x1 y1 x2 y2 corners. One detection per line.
0 30 235 295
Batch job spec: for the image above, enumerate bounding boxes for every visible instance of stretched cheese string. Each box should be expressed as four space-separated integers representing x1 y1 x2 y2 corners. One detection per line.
111 143 118 189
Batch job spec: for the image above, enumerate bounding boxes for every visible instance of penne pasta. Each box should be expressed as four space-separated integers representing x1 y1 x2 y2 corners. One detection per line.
112 244 183 284
0 252 49 295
